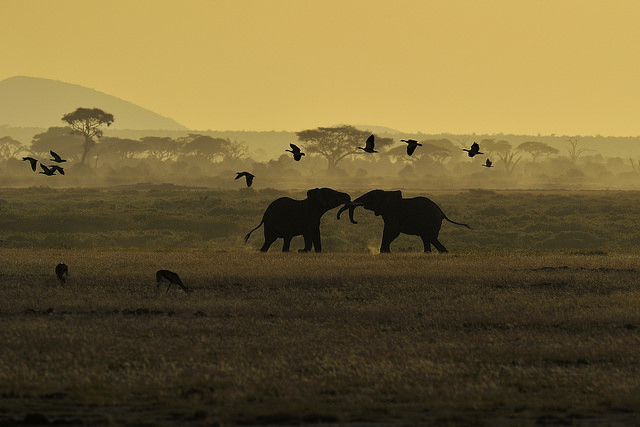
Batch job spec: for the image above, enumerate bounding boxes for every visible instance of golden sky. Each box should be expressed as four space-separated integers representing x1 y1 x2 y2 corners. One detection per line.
1 0 639 135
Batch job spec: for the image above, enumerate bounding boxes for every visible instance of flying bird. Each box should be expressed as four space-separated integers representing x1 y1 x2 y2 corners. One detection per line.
358 134 377 153
235 171 255 187
285 143 305 161
51 165 65 175
22 157 38 171
401 139 423 156
49 150 66 163
482 158 493 168
463 142 483 157
156 269 190 294
39 164 55 176
55 263 68 285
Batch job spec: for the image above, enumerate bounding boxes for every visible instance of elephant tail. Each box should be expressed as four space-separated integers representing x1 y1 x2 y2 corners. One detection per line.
443 214 472 230
244 220 264 244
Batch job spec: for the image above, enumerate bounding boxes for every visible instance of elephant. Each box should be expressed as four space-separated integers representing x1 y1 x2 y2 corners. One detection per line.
337 189 470 253
245 187 351 252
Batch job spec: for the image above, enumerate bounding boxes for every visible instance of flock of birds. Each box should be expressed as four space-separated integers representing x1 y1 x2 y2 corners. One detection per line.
235 137 494 187
22 150 67 176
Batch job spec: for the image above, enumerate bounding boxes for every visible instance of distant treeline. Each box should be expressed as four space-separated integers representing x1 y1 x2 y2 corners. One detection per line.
2 125 640 189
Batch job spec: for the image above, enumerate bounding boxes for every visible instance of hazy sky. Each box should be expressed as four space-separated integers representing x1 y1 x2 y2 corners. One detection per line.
2 0 639 135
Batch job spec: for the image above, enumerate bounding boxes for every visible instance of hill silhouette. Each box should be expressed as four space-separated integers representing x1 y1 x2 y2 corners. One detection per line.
0 76 187 130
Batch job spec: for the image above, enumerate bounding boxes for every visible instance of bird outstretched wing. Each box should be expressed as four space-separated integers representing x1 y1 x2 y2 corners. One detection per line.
365 134 375 150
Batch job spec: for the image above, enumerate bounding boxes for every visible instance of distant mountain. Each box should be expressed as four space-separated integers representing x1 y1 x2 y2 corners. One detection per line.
353 124 404 134
0 76 187 130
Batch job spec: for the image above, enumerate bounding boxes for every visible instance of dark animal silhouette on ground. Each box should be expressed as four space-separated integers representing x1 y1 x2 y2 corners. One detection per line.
358 134 377 153
22 157 38 171
235 171 255 187
245 187 351 252
55 263 68 285
39 164 55 176
463 142 483 157
338 189 471 253
285 143 305 161
49 150 66 163
482 159 493 168
156 270 190 293
401 139 422 156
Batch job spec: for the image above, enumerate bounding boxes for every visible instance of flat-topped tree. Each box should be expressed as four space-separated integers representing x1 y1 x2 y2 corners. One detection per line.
296 125 393 170
61 107 114 165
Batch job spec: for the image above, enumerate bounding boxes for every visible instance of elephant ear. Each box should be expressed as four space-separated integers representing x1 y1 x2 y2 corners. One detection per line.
375 190 403 216
307 188 328 212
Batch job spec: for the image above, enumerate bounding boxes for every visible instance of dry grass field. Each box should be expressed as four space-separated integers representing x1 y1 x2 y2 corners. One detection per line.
0 248 639 425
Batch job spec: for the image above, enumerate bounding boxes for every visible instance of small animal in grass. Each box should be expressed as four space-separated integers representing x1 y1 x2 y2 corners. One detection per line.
235 171 255 187
55 263 68 285
22 157 39 172
285 143 305 161
462 141 483 157
156 269 191 294
401 139 422 156
49 150 67 163
358 134 377 153
482 159 493 168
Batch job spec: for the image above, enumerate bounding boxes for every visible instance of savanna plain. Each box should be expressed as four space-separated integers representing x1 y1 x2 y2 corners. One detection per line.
1 187 640 426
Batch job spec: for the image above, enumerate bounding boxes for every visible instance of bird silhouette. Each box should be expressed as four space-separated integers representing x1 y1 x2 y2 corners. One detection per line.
156 269 190 293
51 165 65 175
235 171 255 187
358 134 377 153
22 157 38 171
462 142 483 157
55 263 68 285
401 139 423 156
49 150 66 163
285 143 305 161
39 164 56 176
482 158 493 168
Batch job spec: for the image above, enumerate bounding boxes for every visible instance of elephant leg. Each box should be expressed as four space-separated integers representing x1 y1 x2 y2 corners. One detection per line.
299 234 313 253
282 236 292 252
261 231 277 252
420 236 432 253
313 230 322 253
380 225 400 253
431 238 448 253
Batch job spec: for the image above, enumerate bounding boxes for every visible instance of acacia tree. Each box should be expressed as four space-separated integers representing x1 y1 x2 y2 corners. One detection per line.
517 141 559 162
482 139 521 175
97 137 147 160
296 125 393 170
30 127 84 160
0 136 27 160
567 136 591 162
386 140 452 164
142 136 183 161
61 108 114 165
181 134 229 162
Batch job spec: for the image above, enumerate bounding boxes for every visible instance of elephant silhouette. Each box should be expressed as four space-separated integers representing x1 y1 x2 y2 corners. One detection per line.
338 189 470 253
245 187 351 252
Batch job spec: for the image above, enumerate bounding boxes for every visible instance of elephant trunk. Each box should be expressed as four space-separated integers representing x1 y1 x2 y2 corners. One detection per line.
337 202 363 224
